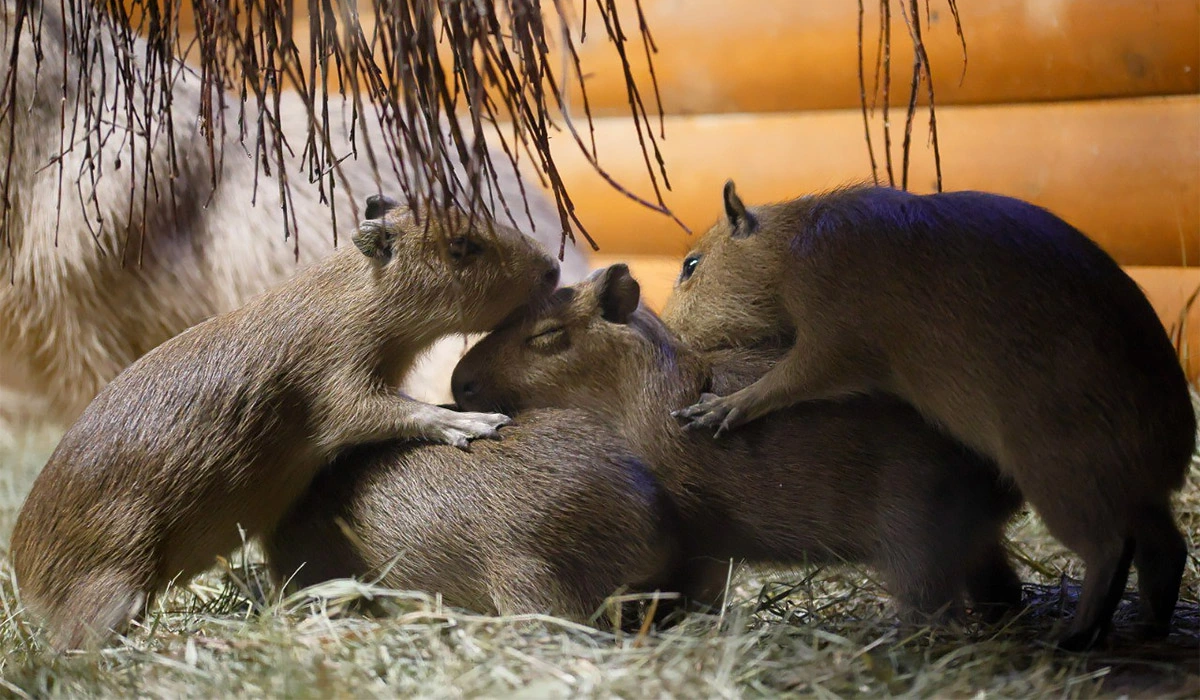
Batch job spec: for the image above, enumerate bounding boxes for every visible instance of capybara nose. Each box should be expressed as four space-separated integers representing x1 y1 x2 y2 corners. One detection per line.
542 261 561 290
451 362 479 407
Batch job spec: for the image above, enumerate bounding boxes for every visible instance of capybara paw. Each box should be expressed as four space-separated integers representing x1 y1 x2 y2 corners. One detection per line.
1056 626 1106 653
433 411 511 449
671 392 748 438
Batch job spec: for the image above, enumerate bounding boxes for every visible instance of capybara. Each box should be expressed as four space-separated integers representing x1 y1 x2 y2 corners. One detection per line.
267 408 679 625
666 182 1195 650
452 265 1024 625
0 0 589 440
11 197 558 649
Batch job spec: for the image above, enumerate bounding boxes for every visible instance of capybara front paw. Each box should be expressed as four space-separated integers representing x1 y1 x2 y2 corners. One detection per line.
432 411 511 449
671 392 748 438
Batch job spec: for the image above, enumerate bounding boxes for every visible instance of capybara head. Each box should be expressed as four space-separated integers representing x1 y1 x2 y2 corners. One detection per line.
354 194 561 333
661 181 791 350
452 264 670 415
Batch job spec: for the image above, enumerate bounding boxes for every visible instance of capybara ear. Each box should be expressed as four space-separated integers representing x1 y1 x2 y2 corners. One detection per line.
353 220 392 262
595 264 641 324
364 193 401 220
723 180 759 238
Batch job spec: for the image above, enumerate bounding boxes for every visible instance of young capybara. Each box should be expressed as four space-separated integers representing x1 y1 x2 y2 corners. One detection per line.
664 182 1196 650
10 197 559 650
267 408 679 624
0 0 589 440
451 265 1024 625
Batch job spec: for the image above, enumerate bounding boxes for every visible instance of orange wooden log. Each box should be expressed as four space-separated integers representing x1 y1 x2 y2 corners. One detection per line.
125 1 1200 114
554 0 1200 115
596 254 1200 382
550 95 1200 266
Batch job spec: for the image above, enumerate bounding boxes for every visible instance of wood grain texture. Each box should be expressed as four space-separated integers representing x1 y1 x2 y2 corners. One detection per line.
555 96 1200 266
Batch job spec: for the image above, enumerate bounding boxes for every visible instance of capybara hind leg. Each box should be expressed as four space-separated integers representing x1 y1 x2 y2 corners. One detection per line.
489 563 600 625
1131 503 1187 638
672 557 732 613
892 578 964 627
1058 538 1134 652
47 578 147 651
965 541 1024 623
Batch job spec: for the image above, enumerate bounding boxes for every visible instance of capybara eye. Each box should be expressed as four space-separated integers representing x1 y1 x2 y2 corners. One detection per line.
448 236 483 261
680 254 702 282
527 326 567 349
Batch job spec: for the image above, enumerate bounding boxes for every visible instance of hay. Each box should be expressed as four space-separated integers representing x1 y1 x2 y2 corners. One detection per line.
1 438 1196 698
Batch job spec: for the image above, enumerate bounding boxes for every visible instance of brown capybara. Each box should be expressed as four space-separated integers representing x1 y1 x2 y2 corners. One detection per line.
451 265 1024 625
664 182 1196 650
0 0 590 441
10 197 559 650
267 408 679 625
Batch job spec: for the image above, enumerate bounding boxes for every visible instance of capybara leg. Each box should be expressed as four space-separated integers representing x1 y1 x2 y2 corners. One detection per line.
323 393 510 449
891 574 964 627
489 564 603 626
965 541 1024 623
45 576 147 651
673 341 880 436
671 557 732 613
1131 503 1187 638
1058 537 1134 652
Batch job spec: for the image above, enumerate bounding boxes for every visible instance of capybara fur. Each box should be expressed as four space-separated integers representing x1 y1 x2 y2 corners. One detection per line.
10 199 559 650
665 182 1196 650
452 265 1024 625
0 0 589 440
267 408 679 625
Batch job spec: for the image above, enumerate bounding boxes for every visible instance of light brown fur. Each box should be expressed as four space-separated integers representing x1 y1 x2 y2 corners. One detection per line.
10 202 559 650
0 0 590 440
663 182 1196 650
266 408 679 625
451 266 1024 624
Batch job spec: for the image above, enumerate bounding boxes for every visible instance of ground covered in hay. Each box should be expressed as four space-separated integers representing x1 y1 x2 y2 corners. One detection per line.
1 429 1197 698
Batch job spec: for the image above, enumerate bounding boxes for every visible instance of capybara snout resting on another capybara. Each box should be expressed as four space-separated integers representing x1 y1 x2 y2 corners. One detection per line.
452 265 1024 624
667 182 1196 650
11 197 560 650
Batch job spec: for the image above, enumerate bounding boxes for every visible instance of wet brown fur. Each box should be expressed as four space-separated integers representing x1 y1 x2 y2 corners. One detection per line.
267 408 679 624
663 183 1196 650
451 267 1025 625
10 204 559 651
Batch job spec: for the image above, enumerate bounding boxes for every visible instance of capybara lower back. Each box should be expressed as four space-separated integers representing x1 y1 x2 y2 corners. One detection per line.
665 183 1195 650
452 266 1024 623
267 409 677 623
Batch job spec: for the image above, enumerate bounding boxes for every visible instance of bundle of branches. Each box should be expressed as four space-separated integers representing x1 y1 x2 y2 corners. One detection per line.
0 0 957 259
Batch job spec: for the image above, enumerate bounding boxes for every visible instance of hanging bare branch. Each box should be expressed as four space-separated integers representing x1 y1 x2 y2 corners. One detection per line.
0 0 678 262
857 0 964 193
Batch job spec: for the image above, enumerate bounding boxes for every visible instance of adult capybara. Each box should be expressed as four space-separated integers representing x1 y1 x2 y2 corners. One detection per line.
666 182 1195 650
